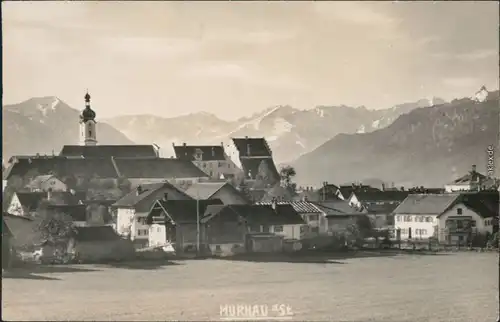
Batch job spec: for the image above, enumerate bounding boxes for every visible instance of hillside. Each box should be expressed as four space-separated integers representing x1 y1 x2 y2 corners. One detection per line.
291 91 500 188
2 97 134 161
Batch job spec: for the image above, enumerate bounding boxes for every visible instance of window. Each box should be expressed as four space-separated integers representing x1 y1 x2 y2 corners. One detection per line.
471 220 476 228
415 229 420 235
425 217 433 223
274 225 284 233
308 214 319 221
396 215 401 222
457 208 463 215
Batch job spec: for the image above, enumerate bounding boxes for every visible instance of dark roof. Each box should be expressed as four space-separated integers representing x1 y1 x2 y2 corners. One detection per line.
315 200 367 217
15 191 85 210
113 157 209 179
3 156 118 180
73 226 122 242
81 199 117 207
240 158 279 182
2 215 13 237
60 145 158 158
457 192 499 219
232 137 272 157
173 145 226 161
147 199 224 224
362 202 401 214
184 182 228 199
353 191 409 202
202 204 305 225
113 182 192 208
47 204 87 222
338 185 381 200
393 194 460 215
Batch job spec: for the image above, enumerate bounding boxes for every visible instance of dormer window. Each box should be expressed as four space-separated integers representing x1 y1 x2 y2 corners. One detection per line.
193 148 203 161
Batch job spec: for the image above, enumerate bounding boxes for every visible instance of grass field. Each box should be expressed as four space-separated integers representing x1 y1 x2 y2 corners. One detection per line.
2 252 498 321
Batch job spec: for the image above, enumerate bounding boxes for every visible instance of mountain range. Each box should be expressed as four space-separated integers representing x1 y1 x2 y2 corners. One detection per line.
2 97 133 160
103 98 445 163
291 90 500 187
2 89 498 188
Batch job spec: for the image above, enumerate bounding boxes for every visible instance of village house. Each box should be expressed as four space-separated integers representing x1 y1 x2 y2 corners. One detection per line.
257 200 327 235
335 184 381 201
146 198 224 253
67 226 135 263
7 190 86 217
393 192 498 244
183 181 250 205
316 199 369 234
2 212 40 252
230 137 280 185
444 165 496 192
201 203 305 255
25 175 67 192
111 183 193 249
348 190 409 228
173 143 241 180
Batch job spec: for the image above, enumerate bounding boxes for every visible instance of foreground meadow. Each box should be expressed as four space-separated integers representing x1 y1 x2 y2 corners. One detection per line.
2 252 498 321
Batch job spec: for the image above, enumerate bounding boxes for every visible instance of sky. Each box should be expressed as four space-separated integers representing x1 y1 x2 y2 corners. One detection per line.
2 1 499 120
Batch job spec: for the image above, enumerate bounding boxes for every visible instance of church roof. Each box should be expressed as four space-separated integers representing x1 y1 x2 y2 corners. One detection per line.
3 155 209 181
60 145 158 158
173 145 226 161
3 156 118 180
111 157 209 179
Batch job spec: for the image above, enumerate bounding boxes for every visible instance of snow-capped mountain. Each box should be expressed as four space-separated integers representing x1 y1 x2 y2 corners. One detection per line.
291 90 499 187
2 97 133 159
105 99 443 164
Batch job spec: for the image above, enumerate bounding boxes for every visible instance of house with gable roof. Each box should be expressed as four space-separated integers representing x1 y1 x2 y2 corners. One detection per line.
393 192 498 244
173 143 241 180
25 174 68 192
444 165 496 192
183 181 250 205
111 182 193 248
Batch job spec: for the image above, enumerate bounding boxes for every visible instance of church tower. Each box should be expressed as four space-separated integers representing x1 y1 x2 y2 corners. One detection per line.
79 91 97 146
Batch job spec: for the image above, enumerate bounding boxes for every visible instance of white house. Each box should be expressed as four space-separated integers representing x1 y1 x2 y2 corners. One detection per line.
393 192 498 244
444 165 492 193
172 143 242 180
25 175 67 192
111 182 193 249
7 190 85 217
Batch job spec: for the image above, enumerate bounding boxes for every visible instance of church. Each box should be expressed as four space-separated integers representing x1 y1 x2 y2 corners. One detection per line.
3 92 209 191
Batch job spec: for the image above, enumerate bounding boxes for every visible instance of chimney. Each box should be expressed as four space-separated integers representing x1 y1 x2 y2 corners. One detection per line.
183 142 187 147
382 183 385 191
221 142 224 147
246 143 251 156
471 164 476 173
47 188 53 201
163 193 168 202
136 185 143 196
212 147 215 157
271 197 277 211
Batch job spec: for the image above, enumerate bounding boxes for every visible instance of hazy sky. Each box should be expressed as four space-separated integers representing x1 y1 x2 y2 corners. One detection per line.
2 1 499 120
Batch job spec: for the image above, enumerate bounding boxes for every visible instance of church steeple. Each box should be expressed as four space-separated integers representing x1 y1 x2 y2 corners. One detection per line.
79 90 97 146
81 91 96 122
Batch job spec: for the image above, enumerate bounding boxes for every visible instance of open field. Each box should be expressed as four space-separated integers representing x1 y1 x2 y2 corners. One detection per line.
2 252 499 321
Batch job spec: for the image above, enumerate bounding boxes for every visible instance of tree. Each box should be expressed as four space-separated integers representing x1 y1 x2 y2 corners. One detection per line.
279 165 297 195
34 199 76 261
117 176 132 195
